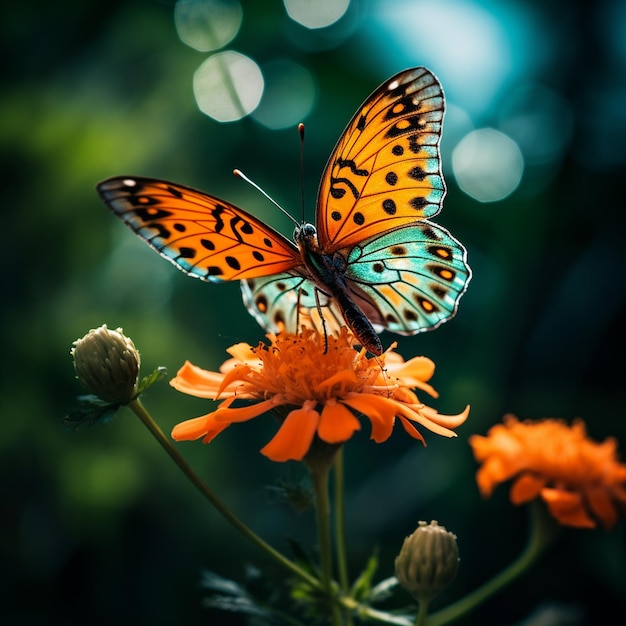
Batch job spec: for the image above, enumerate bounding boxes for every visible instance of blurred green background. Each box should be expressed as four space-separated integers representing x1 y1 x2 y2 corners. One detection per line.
2 0 625 624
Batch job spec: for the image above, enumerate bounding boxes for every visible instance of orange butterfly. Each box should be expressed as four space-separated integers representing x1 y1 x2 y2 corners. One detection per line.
98 67 471 355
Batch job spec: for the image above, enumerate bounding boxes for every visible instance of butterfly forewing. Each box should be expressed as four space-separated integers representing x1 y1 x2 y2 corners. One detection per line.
317 67 446 252
97 177 302 282
344 222 471 335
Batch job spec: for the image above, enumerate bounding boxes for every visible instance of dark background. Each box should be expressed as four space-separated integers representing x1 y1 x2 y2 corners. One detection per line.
2 0 625 624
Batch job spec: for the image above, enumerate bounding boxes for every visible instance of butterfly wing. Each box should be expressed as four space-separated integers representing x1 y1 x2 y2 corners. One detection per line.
343 222 471 334
241 274 345 337
97 177 302 281
317 67 446 252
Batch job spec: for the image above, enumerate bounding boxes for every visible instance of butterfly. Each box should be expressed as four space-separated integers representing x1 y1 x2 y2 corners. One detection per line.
97 67 471 356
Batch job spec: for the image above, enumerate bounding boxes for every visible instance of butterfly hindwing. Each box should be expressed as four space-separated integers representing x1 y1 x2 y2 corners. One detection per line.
241 274 344 337
317 67 446 252
97 177 302 282
343 221 471 335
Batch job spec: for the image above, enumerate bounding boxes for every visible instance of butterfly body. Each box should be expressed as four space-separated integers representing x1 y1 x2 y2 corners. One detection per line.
294 222 383 354
98 67 471 355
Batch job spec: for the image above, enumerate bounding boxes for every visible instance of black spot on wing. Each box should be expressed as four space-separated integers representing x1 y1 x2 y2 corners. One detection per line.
408 166 426 181
385 172 398 186
178 247 196 259
167 185 184 199
147 223 170 240
225 256 241 270
134 206 172 221
255 294 268 313
382 199 396 215
410 196 428 211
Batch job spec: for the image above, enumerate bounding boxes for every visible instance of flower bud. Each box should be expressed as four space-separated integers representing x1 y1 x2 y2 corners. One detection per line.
72 325 140 404
394 520 459 603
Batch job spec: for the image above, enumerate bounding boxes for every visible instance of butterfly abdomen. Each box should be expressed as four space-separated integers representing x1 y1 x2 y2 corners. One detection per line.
336 292 383 355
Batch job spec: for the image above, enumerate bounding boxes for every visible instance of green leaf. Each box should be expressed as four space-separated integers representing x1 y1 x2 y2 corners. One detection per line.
62 395 119 429
350 552 379 602
136 366 168 395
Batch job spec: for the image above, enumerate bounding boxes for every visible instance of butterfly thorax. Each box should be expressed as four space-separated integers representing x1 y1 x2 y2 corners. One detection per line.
294 223 345 291
294 223 383 355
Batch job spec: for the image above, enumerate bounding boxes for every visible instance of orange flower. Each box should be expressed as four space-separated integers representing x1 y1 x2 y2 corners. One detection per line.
170 329 469 462
469 415 626 529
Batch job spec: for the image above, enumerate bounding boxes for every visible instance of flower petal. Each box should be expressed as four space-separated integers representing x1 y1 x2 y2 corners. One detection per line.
213 397 281 423
586 485 619 529
475 457 517 497
226 341 258 361
397 416 426 444
540 488 596 528
390 401 468 439
385 354 438 397
215 364 253 397
170 361 225 398
261 404 320 462
510 473 545 504
315 369 359 394
341 394 395 442
171 410 232 443
318 400 361 444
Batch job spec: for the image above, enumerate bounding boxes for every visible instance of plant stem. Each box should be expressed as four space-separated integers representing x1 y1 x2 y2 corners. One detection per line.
334 449 350 593
309 460 342 625
128 398 321 592
334 449 354 626
426 503 557 626
415 599 429 626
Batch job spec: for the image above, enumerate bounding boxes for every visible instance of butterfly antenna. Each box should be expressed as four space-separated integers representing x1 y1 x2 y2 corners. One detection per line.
233 169 299 227
298 123 306 224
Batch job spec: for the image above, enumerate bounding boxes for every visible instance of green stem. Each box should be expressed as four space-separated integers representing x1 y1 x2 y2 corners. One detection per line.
415 600 429 626
334 449 353 626
426 502 557 626
128 398 321 592
309 460 342 626
334 449 350 594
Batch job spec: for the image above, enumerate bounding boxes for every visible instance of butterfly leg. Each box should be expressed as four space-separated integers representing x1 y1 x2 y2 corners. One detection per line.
313 287 330 354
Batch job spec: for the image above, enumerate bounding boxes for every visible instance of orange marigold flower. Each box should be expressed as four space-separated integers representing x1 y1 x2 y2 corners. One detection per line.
170 329 469 462
469 414 626 529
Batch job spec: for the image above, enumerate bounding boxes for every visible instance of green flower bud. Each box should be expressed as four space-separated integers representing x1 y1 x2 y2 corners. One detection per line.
71 325 140 404
394 520 459 603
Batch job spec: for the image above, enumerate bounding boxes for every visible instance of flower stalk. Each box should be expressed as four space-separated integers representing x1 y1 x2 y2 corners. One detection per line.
308 457 342 625
128 397 323 593
333 449 351 596
426 502 557 626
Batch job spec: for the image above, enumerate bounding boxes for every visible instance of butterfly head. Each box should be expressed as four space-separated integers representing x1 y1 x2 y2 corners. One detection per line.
293 222 318 248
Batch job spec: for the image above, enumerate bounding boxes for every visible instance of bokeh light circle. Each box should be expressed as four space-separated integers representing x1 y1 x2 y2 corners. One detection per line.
175 0 243 52
452 128 524 202
252 60 317 129
193 51 263 122
283 0 350 29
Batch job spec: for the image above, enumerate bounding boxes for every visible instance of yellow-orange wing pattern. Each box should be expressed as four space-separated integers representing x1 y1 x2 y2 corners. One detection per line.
316 67 446 252
98 177 302 282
